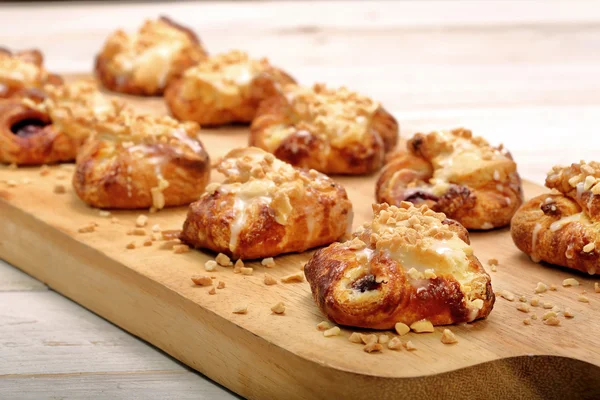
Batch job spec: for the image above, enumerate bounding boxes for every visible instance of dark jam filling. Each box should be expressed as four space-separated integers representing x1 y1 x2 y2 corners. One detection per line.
11 119 49 138
352 274 381 293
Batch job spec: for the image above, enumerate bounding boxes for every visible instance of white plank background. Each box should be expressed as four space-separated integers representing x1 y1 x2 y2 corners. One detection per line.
1 0 600 398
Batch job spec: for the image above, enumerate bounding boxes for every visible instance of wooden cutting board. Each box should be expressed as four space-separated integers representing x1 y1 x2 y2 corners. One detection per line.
1 86 600 399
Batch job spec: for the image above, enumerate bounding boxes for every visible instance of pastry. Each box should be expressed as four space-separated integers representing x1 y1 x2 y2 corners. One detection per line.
0 47 62 100
376 128 523 229
511 161 600 275
250 83 399 175
304 202 495 330
0 80 119 165
95 16 207 96
73 113 210 209
180 147 353 259
165 50 295 126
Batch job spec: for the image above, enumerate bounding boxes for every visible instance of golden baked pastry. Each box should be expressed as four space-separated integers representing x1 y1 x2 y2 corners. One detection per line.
0 48 62 100
0 80 119 165
304 202 495 330
95 17 207 96
180 147 353 259
73 112 210 209
165 50 295 126
511 161 600 275
250 83 399 175
376 128 523 230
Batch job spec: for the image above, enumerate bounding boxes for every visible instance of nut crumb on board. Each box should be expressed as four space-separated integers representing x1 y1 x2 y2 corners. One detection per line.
516 303 531 313
378 335 389 344
98 210 111 217
143 239 152 247
578 294 590 303
217 281 226 289
544 316 561 326
78 224 96 233
53 184 66 193
216 253 232 266
281 271 304 283
499 290 515 301
323 326 340 337
549 284 557 291
535 282 548 294
542 311 557 320
264 274 277 285
564 308 575 318
523 318 531 325
531 314 538 320
136 214 148 227
160 240 181 250
261 257 276 268
562 278 580 287
125 241 136 249
595 282 600 293
488 258 498 266
271 302 285 314
543 302 553 309
519 295 527 303
151 224 161 232
490 265 497 272
240 267 254 275
530 296 540 307
441 329 458 344
208 287 216 295
40 165 50 176
410 319 434 333
360 334 377 345
173 244 190 254
387 337 403 350
22 178 32 185
316 321 331 331
233 304 248 314
191 275 212 286
56 173 67 180
405 341 417 351
394 322 410 336
111 217 120 224
363 342 383 353
205 260 218 272
348 332 363 344
128 228 146 236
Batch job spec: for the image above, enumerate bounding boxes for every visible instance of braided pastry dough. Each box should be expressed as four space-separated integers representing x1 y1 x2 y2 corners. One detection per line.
304 202 495 329
180 147 353 259
73 113 210 209
376 128 523 229
249 83 399 175
165 50 295 126
95 17 207 96
511 161 600 275
0 48 62 100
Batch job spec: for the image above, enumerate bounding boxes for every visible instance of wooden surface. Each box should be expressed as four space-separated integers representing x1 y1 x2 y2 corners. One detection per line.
2 0 600 398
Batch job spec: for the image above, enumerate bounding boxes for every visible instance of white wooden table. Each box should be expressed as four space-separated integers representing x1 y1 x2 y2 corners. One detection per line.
1 1 600 398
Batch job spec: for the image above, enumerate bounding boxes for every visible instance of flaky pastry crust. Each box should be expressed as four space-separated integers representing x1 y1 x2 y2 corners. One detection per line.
511 161 600 275
376 128 523 230
95 16 207 96
249 83 399 175
0 48 62 100
180 147 353 259
304 202 495 329
73 112 210 209
165 50 295 126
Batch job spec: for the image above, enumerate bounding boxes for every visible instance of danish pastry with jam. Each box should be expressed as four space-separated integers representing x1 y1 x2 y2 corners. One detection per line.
73 113 210 209
165 50 295 126
304 202 495 330
180 147 353 260
511 161 600 275
95 17 208 96
0 48 62 100
376 128 523 230
249 83 399 175
0 80 120 165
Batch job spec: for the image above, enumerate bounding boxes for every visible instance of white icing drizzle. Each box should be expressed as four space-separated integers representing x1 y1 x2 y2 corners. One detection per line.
549 213 583 232
531 223 542 262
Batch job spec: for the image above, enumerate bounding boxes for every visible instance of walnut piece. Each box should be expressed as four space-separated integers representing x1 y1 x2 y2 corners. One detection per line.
440 329 458 344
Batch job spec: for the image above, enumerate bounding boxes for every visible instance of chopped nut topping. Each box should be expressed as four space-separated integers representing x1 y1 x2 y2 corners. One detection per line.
125 241 136 249
136 214 148 227
271 302 285 314
204 260 218 272
394 322 410 336
232 304 248 314
281 271 304 283
516 303 531 313
217 281 225 289
191 275 212 286
378 335 390 344
523 318 531 325
440 329 458 344
530 296 540 307
323 326 341 337
363 342 383 353
499 290 515 301
316 321 331 331
543 316 560 326
562 278 580 287
53 184 66 194
488 258 499 266
387 337 403 350
583 243 595 253
261 257 276 268
264 274 277 285
360 334 378 345
405 341 417 351
534 282 548 294
578 294 590 303
410 319 434 333
348 332 363 344
173 244 190 254
240 267 254 275
564 308 575 318
216 253 232 266
208 287 216 295
78 224 96 233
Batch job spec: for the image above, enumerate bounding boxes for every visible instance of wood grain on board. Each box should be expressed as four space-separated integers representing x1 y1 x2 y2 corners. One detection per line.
1 88 600 399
